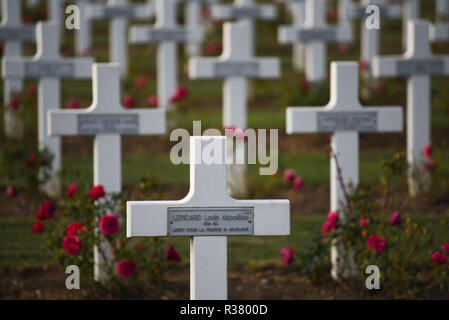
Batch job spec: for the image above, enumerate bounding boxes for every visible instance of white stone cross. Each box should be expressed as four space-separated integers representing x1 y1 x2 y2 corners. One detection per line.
211 0 277 56
279 0 352 83
430 21 449 42
48 0 63 37
276 0 306 71
127 135 290 300
373 20 449 196
286 62 402 279
88 0 154 76
75 0 106 55
2 22 94 197
48 63 166 281
0 0 35 138
179 0 218 56
403 0 420 47
130 0 203 110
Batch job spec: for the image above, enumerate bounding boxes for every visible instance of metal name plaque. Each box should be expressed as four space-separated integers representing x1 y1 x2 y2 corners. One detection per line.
0 27 35 42
231 7 262 18
297 29 337 42
397 59 445 76
168 207 254 236
77 114 139 135
317 112 378 132
214 62 259 77
25 62 74 78
147 29 187 42
103 7 135 18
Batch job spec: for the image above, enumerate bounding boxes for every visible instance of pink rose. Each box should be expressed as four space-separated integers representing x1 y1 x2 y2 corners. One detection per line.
99 213 120 236
321 211 339 235
6 186 17 198
136 75 148 89
123 95 135 109
63 235 81 255
169 86 188 103
441 242 449 256
166 245 181 262
9 98 21 110
41 201 55 219
389 211 403 226
359 60 368 70
367 235 387 253
423 144 432 158
431 252 447 264
32 221 45 234
359 218 369 227
283 169 296 184
117 260 136 278
66 222 84 236
66 99 80 109
67 183 78 198
280 248 294 266
293 176 304 190
147 95 158 108
89 185 105 200
28 85 37 96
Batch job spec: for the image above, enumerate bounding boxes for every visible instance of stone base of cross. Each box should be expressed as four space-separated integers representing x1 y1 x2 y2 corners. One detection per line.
127 136 290 299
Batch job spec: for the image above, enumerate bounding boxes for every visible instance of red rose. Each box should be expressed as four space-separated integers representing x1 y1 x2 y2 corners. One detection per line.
166 245 181 262
123 95 135 109
89 185 105 200
359 218 369 227
280 248 294 266
67 182 78 198
283 169 296 184
338 44 350 56
169 86 188 103
32 221 45 234
117 260 136 278
9 98 21 110
99 213 120 235
6 186 17 198
301 77 310 91
442 242 449 256
147 95 158 108
26 154 37 169
28 85 37 96
321 211 339 235
423 144 432 158
359 60 368 70
425 158 436 172
66 98 80 109
136 75 148 89
63 235 81 255
41 201 55 218
204 42 223 55
36 209 49 221
367 235 387 253
388 211 402 226
66 222 84 236
293 176 304 190
432 252 447 264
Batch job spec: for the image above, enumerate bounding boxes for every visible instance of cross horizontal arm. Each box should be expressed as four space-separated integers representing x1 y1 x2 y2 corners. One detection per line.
129 26 203 44
429 23 449 42
278 24 352 44
211 4 277 20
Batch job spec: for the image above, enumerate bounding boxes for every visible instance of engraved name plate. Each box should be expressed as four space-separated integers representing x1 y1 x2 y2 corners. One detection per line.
25 62 74 77
297 29 337 42
103 7 135 18
0 27 35 42
317 112 378 132
168 207 254 236
147 29 187 42
397 59 445 76
77 114 139 134
214 62 259 77
231 7 262 18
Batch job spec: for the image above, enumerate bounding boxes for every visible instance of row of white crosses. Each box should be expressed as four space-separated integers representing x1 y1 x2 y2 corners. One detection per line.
0 0 35 138
130 0 203 110
211 0 277 56
87 0 155 76
431 0 449 42
279 0 353 83
48 63 166 281
189 22 280 196
127 135 290 299
373 20 449 196
2 22 94 197
286 61 403 278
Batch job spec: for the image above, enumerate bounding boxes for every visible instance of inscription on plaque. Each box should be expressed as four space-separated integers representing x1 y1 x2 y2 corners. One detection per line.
317 112 378 132
168 207 254 236
25 62 74 78
0 27 35 41
297 29 337 42
214 62 259 77
147 29 187 42
103 7 135 18
231 7 262 18
77 114 139 134
397 59 445 76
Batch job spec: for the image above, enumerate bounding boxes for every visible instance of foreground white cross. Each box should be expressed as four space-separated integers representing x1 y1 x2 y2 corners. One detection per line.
130 0 202 110
279 0 352 83
211 0 277 56
373 20 449 196
127 135 290 300
2 22 93 197
88 0 154 76
189 22 279 196
286 62 402 279
48 63 166 281
0 0 35 138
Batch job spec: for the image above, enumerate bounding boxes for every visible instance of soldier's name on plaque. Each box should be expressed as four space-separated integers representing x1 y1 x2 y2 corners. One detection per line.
397 59 445 76
214 62 259 77
0 27 35 41
147 29 187 42
231 8 263 18
77 114 139 135
25 62 74 78
297 29 336 42
317 111 378 132
168 207 254 236
103 7 135 18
